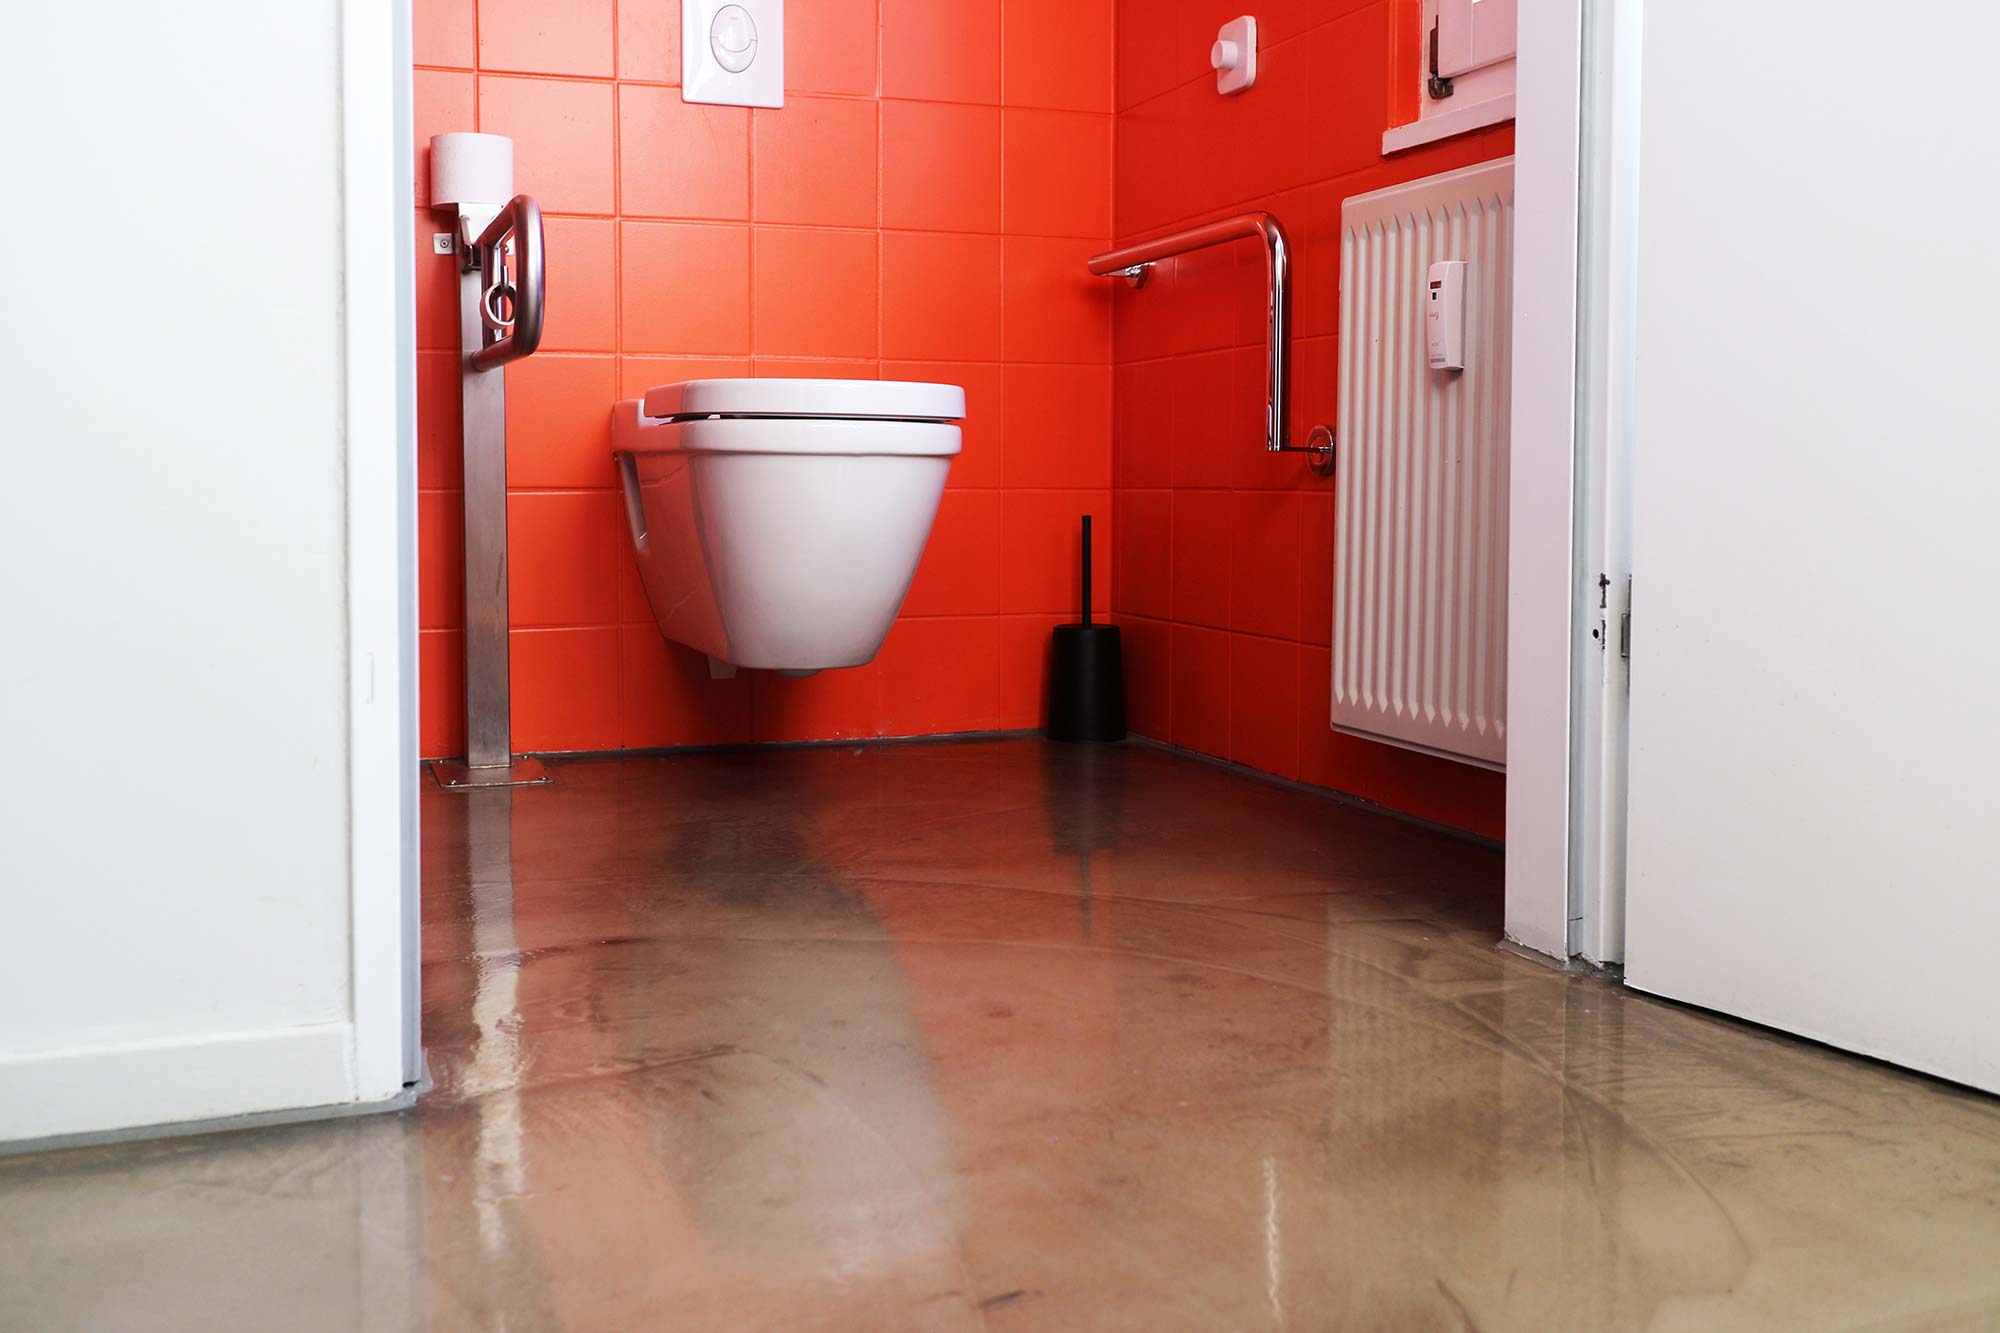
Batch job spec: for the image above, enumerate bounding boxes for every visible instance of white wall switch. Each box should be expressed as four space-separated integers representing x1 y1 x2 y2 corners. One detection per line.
683 0 783 108
1426 260 1467 370
1211 16 1257 95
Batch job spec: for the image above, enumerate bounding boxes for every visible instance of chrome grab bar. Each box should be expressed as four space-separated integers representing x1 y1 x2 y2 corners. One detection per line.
1088 212 1333 474
464 194 545 373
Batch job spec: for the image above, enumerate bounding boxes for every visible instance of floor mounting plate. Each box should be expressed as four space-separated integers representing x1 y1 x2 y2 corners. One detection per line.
427 757 552 790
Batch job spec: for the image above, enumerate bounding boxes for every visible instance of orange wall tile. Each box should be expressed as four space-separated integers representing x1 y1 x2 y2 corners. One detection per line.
414 0 475 70
1001 109 1112 238
751 661 880 743
416 351 463 488
618 89 750 220
1109 0 1508 839
750 227 879 358
1110 489 1170 620
878 618 1002 735
881 231 1004 361
881 100 1000 233
415 0 1115 760
752 98 878 227
618 221 751 353
419 628 465 758
478 0 614 79
505 491 622 627
614 0 679 84
1000 364 1113 490
786 0 879 96
538 217 619 351
509 627 621 751
417 492 463 631
1170 625 1231 758
1229 633 1300 779
504 355 620 488
1001 236 1112 363
881 0 1000 104
413 210 461 351
1003 0 1115 113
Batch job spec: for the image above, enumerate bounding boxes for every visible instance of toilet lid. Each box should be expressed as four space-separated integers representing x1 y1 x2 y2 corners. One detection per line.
643 378 965 423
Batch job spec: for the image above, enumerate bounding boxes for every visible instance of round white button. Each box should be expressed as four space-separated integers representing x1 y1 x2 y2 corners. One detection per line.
711 5 758 74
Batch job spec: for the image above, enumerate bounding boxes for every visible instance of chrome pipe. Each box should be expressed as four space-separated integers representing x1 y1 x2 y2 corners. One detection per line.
1089 212 1332 473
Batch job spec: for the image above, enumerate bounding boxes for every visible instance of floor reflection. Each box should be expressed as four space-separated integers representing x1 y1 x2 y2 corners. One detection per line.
4 739 2000 1332
420 759 971 1330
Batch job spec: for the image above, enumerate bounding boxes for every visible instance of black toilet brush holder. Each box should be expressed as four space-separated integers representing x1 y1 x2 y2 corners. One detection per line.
1045 514 1126 742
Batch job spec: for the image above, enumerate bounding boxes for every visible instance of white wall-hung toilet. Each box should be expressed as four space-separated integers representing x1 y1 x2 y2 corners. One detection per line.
611 378 964 675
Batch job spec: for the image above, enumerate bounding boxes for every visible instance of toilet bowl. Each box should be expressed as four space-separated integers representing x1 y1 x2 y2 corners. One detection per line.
612 378 963 674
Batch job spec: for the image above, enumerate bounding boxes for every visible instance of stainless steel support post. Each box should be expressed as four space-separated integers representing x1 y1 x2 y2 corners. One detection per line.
430 196 550 790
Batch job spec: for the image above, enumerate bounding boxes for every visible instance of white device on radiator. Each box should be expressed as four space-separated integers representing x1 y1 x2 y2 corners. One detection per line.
1426 259 1467 370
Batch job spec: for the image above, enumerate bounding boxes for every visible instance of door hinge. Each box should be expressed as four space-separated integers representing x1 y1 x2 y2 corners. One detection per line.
1427 21 1456 100
1618 577 1632 662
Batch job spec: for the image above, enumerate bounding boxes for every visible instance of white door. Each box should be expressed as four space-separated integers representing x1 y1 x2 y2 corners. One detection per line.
1620 0 2000 1094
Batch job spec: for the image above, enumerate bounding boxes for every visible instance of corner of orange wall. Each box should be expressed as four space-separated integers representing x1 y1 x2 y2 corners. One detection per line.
1388 0 1423 130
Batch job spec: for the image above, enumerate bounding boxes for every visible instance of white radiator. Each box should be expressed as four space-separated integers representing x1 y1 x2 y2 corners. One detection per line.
1331 158 1513 770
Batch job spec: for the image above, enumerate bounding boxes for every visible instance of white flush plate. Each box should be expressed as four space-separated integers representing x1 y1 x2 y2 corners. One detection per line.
683 0 784 108
1211 15 1257 95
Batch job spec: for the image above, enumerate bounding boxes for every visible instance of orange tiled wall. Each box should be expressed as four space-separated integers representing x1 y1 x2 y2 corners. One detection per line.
1108 0 1510 837
413 0 1116 756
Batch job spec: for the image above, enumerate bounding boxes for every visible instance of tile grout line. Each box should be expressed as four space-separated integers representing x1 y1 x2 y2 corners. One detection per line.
609 0 632 745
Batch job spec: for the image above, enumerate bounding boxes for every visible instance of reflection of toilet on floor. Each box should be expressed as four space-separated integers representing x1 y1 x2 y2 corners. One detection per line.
612 379 964 679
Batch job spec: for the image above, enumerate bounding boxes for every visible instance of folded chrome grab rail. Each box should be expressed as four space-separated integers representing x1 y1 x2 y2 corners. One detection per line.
1088 212 1333 474
464 194 545 372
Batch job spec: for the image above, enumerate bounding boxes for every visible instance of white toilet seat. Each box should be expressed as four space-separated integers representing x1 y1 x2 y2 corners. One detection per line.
615 407 960 457
641 377 965 424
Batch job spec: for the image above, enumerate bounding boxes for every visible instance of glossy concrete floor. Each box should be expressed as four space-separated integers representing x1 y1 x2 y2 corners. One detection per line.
6 740 2000 1332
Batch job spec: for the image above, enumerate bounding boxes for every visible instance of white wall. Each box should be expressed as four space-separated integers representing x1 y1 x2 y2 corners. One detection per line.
0 0 414 1141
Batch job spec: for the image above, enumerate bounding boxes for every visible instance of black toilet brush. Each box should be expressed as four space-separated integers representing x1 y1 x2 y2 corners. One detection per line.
1044 514 1126 742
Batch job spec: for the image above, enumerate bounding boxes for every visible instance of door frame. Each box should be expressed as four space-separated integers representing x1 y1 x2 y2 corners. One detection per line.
1562 0 1641 966
343 0 422 1100
1505 0 1637 963
1502 0 1584 960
